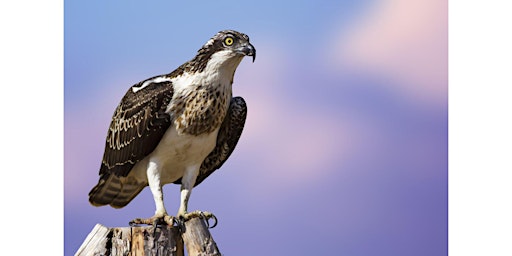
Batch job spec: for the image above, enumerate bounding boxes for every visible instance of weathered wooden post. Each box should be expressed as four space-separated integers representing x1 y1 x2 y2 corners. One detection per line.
181 217 220 255
75 215 220 256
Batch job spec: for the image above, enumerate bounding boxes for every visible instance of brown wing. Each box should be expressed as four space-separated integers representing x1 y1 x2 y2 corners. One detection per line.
173 96 247 186
100 77 174 176
89 76 174 207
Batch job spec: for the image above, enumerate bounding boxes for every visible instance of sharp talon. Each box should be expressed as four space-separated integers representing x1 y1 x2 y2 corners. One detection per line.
209 214 218 229
175 215 185 232
129 218 143 227
198 211 217 229
152 220 158 234
198 211 210 228
173 217 180 227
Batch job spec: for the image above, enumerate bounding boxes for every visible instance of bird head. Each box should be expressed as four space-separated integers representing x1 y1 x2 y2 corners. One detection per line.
179 30 256 76
204 30 256 63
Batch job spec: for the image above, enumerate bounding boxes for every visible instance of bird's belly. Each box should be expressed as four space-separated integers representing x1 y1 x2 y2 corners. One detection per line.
147 125 219 184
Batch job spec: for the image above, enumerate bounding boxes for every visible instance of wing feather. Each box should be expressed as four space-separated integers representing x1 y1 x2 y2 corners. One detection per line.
100 76 174 177
89 76 174 207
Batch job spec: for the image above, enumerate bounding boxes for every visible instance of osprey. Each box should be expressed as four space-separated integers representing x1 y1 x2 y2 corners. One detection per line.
88 30 255 225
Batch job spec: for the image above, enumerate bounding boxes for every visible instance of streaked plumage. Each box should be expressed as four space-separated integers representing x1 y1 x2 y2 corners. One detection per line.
88 30 255 223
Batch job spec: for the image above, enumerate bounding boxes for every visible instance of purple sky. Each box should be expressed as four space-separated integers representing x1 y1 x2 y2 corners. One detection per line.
65 0 447 255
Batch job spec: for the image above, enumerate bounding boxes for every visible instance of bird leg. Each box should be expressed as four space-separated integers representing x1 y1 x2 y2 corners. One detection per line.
176 165 200 218
129 161 176 227
173 167 217 228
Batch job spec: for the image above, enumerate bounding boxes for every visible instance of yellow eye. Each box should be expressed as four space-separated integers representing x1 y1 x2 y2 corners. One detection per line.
224 37 234 46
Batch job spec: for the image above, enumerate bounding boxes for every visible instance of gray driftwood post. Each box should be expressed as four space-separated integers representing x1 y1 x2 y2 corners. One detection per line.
75 216 220 256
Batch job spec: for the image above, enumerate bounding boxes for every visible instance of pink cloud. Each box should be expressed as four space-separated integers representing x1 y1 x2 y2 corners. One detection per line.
330 0 447 104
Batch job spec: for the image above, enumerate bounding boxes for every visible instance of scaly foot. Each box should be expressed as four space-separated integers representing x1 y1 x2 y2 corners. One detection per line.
129 214 176 227
178 210 218 228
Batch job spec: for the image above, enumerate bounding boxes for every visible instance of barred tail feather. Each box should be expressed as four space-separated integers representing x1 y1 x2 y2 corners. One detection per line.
89 174 146 208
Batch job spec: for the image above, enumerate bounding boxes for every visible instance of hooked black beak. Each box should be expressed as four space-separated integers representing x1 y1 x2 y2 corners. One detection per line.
239 43 256 62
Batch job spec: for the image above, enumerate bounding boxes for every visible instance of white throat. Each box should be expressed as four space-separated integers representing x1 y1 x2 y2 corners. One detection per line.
171 50 244 93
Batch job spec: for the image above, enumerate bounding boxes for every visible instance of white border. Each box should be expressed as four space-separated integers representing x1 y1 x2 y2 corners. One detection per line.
449 1 512 255
1 1 63 254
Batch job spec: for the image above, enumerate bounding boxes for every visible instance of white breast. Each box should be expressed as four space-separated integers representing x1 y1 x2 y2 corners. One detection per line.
128 124 220 185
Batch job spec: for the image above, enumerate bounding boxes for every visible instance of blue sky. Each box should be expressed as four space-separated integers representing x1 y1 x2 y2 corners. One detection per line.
64 0 447 255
